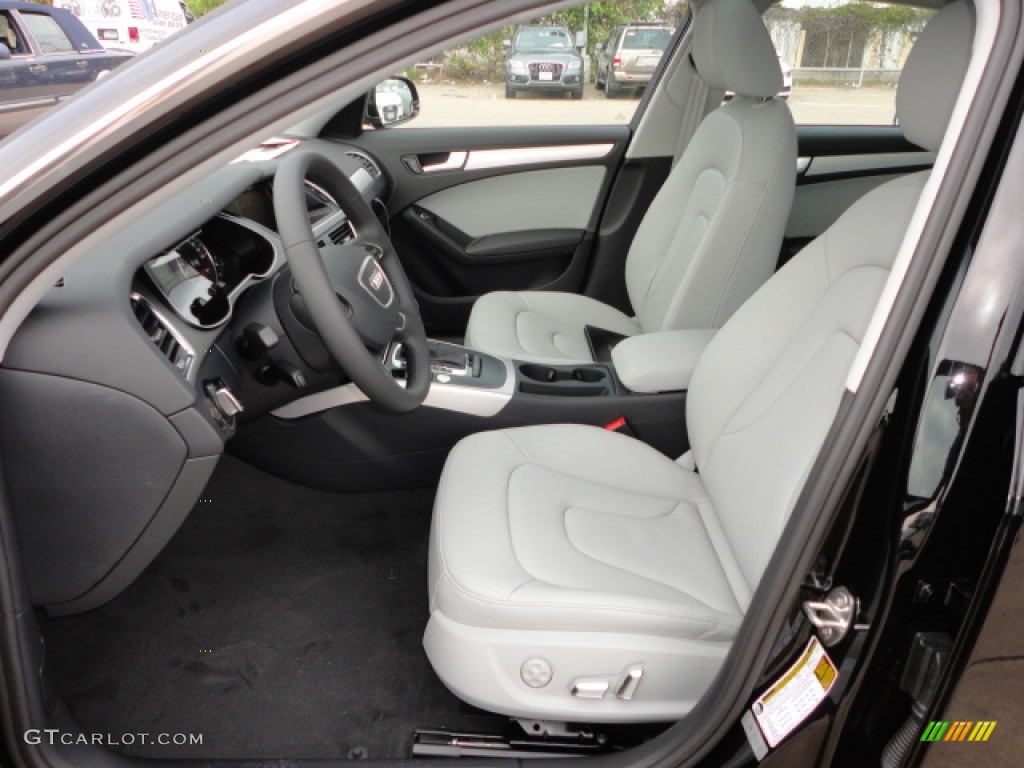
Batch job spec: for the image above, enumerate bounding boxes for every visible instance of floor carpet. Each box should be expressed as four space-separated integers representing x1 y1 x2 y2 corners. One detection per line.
42 455 492 760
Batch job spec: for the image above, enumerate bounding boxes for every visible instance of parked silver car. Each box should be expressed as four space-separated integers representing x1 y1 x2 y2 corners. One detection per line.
595 22 674 98
504 24 584 99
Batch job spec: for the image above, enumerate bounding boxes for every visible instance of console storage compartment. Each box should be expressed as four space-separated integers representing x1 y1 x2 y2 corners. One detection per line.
516 362 619 397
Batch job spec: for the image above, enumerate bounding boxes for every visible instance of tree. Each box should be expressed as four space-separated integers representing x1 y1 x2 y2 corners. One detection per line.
187 0 229 17
789 3 931 69
540 1 684 63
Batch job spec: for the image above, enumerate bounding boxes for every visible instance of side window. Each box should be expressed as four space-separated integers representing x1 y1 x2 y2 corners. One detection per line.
765 0 935 126
0 11 28 55
19 12 76 55
396 0 687 129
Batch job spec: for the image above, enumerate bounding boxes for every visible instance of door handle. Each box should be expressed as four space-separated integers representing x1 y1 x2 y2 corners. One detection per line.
28 64 47 75
402 151 468 175
422 152 467 173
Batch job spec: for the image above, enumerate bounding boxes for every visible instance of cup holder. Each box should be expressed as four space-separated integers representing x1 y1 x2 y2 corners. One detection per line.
517 363 613 396
520 364 558 383
573 368 605 383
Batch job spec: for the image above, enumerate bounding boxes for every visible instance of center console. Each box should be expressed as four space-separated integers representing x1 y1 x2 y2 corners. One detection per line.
234 338 691 493
383 340 625 410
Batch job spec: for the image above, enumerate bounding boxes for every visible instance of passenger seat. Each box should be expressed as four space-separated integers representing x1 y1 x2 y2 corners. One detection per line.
464 0 797 365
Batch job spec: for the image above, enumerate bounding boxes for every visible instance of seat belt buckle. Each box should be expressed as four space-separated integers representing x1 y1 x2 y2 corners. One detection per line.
604 417 635 437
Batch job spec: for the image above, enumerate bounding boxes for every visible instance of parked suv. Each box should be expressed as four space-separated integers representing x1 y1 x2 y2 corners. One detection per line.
595 21 674 98
0 1 131 138
504 24 584 99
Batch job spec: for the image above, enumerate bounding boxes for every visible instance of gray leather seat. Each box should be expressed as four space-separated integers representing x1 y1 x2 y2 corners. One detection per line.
425 1 973 723
464 0 797 364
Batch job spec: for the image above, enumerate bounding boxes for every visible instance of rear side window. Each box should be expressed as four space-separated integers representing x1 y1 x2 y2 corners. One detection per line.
622 28 673 50
0 11 28 54
19 12 75 54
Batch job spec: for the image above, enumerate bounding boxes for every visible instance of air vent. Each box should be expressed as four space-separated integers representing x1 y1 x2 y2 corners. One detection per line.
327 220 355 245
346 151 381 178
131 293 195 378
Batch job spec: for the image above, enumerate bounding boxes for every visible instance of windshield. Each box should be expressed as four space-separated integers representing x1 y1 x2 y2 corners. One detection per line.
622 28 673 50
514 27 573 53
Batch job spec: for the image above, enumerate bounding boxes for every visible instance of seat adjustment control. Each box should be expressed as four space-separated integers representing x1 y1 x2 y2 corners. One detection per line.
569 677 609 699
615 664 644 700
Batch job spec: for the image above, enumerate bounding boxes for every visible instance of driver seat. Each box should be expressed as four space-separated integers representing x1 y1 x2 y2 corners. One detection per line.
424 1 973 723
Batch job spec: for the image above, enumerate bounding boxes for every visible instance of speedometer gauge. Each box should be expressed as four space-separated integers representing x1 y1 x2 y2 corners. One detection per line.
143 233 225 329
178 237 220 282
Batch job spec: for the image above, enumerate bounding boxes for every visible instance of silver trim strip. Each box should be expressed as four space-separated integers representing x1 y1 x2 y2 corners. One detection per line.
273 352 515 419
464 144 614 171
806 151 935 177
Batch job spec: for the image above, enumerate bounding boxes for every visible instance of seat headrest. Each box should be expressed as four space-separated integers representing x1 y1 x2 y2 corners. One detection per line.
896 1 975 153
691 0 782 99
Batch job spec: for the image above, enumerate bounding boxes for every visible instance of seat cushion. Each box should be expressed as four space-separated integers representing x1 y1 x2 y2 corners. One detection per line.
429 425 746 640
464 291 641 364
425 424 747 721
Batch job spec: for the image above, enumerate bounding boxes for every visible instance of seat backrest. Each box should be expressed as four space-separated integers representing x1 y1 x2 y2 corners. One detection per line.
626 0 797 334
686 1 975 609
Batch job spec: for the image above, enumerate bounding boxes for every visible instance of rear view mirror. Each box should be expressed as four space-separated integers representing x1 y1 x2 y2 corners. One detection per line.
366 76 420 129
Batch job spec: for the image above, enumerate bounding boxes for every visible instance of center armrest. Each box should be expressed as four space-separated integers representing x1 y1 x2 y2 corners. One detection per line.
611 329 717 393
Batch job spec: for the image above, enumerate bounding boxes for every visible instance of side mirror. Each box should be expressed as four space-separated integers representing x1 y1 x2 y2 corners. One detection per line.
366 76 420 129
0 43 11 61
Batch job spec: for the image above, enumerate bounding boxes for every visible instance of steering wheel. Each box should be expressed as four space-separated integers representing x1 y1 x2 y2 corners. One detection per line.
273 150 430 413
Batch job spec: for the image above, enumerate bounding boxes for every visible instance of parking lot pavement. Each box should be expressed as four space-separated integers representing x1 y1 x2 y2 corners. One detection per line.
402 82 898 128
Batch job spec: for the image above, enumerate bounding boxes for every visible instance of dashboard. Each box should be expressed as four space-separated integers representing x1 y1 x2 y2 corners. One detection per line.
138 175 368 331
0 137 389 612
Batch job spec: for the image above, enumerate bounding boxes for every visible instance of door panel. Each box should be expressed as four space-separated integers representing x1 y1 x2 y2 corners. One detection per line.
415 166 606 236
787 173 910 239
784 125 934 263
355 125 631 333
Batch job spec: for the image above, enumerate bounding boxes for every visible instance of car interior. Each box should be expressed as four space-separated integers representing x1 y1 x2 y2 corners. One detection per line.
0 0 978 761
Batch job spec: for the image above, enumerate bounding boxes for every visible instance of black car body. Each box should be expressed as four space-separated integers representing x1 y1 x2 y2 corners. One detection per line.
504 24 584 99
0 0 131 138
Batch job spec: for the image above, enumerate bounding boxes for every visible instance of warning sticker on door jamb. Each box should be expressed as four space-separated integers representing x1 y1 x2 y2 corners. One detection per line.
749 636 837 749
